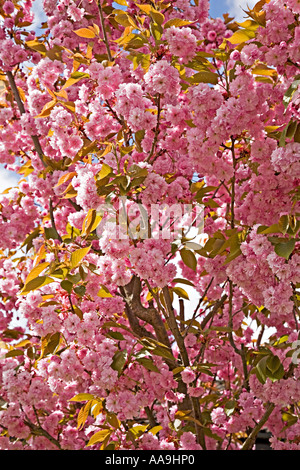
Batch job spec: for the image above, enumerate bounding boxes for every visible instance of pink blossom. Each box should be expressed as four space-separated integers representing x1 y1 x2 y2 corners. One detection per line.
181 367 196 384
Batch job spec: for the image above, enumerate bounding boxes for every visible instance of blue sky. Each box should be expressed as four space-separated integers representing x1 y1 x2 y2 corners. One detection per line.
210 0 256 20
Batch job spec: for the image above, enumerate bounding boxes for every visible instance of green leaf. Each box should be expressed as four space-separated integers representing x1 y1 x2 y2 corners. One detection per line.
255 355 268 384
135 3 152 14
70 393 95 402
82 208 102 236
172 278 195 287
67 273 81 284
44 226 61 240
61 279 73 294
172 286 190 300
281 412 298 433
21 227 41 252
150 22 163 40
257 223 282 235
40 332 61 358
294 123 300 143
190 71 219 85
73 306 84 320
180 248 197 271
226 29 255 44
209 326 233 333
5 349 24 358
278 215 289 234
149 425 163 435
111 350 127 375
274 239 295 260
73 285 86 297
266 359 285 381
97 163 113 180
224 400 237 417
74 27 96 38
150 10 164 25
136 357 159 373
164 18 194 28
106 331 125 341
151 345 174 360
20 276 54 295
172 366 185 375
184 241 205 251
283 75 300 109
202 427 223 441
106 412 121 429
136 357 160 372
97 285 113 298
87 429 112 447
25 262 50 284
266 355 281 374
51 267 68 280
70 246 91 269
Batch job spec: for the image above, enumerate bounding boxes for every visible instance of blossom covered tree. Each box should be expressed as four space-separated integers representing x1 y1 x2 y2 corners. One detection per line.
0 0 299 451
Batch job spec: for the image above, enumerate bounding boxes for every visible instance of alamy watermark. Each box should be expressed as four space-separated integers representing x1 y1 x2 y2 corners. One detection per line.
95 197 205 241
291 340 300 365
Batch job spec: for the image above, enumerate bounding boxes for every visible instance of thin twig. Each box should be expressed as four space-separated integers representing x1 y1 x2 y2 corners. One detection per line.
230 137 237 229
200 294 228 331
179 298 185 333
145 406 157 428
228 280 249 388
184 277 215 337
49 198 63 243
147 94 161 162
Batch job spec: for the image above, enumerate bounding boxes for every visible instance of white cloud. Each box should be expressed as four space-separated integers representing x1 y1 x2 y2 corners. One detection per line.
225 0 257 21
0 167 20 193
30 0 48 32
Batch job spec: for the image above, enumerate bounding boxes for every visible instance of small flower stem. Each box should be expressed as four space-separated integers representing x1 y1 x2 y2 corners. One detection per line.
147 94 161 162
49 197 63 243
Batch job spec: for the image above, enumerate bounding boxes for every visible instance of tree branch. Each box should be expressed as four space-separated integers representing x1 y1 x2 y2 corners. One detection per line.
162 286 206 450
228 280 249 387
122 276 173 351
241 403 275 450
200 294 228 331
6 70 47 168
97 0 112 62
21 406 61 449
162 286 189 367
